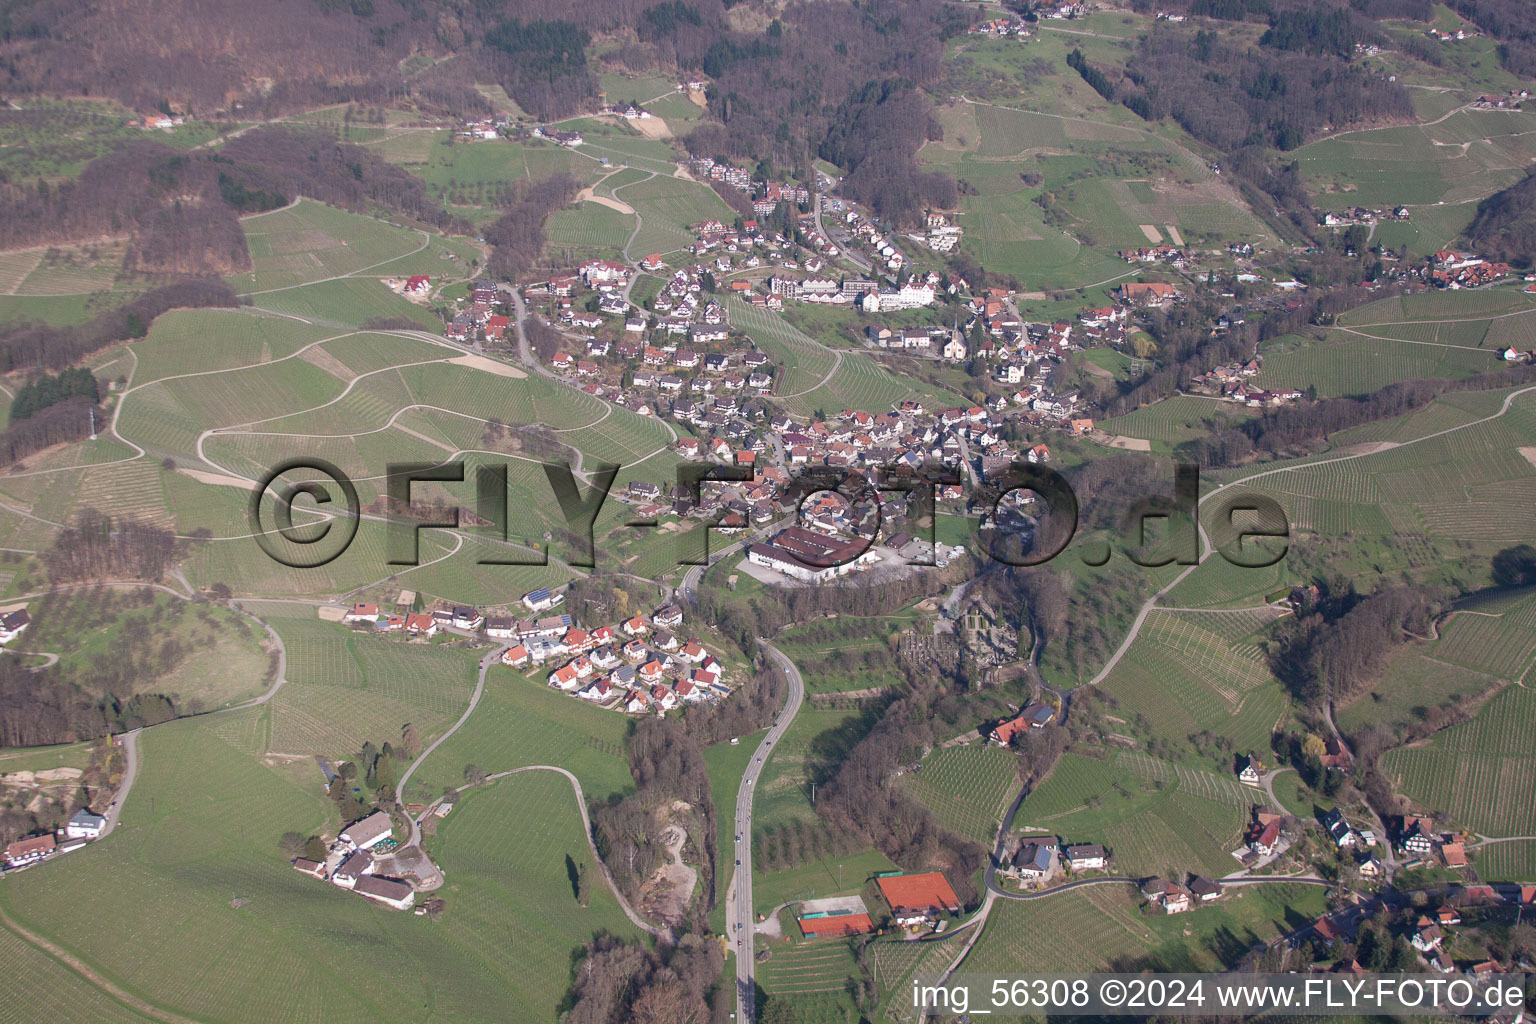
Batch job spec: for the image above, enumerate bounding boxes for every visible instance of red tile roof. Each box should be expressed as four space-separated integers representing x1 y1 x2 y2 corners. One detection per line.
798 913 873 938
877 872 961 914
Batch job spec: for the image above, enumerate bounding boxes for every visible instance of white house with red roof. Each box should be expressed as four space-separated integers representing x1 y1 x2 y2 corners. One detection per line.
343 603 379 623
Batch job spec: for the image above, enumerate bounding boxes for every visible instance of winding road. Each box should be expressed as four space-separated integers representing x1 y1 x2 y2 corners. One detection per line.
727 640 806 1024
395 643 510 851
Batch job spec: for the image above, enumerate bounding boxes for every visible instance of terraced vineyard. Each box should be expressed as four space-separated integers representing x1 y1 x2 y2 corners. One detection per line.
266 620 481 756
902 745 1021 845
1382 686 1536 836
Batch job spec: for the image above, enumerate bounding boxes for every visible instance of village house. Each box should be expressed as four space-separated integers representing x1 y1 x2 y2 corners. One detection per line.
1063 844 1107 871
4 833 55 868
343 602 379 624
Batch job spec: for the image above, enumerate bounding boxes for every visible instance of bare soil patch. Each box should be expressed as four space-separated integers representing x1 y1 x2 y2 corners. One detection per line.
574 188 636 215
178 467 252 488
447 354 527 378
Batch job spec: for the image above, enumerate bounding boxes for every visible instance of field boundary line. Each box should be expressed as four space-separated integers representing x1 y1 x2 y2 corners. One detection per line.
0 903 198 1024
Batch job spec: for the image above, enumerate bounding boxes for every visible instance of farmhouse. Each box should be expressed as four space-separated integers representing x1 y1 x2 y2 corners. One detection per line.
65 807 106 839
332 849 375 888
1010 840 1057 880
990 703 1055 744
522 587 564 612
404 613 438 637
796 895 874 938
353 875 416 910
1188 876 1223 901
1236 755 1262 786
0 609 30 643
876 871 961 926
1118 281 1178 306
339 810 393 851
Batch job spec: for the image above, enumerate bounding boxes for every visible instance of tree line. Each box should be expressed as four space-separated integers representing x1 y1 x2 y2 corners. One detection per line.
0 127 465 276
1466 169 1536 267
45 509 177 587
482 173 579 281
1182 363 1536 468
562 933 724 1024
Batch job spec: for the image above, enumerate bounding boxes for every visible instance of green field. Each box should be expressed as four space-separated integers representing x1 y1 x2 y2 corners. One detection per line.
226 199 432 293
404 664 633 806
544 200 635 255
1257 332 1500 398
421 770 644 1020
0 711 639 1024
1294 109 1536 210
1100 396 1257 444
1338 590 1536 734
23 588 273 710
727 299 966 416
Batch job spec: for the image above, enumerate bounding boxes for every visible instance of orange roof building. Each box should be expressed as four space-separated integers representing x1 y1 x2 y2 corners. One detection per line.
877 872 961 920
796 895 874 939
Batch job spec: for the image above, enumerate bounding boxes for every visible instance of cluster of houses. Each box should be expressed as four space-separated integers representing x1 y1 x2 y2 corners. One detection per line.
684 157 812 218
341 601 482 636
1117 244 1189 268
911 211 963 253
1306 883 1536 984
455 115 510 141
2 807 107 871
444 279 507 343
1425 250 1510 289
503 601 731 715
827 202 916 273
969 16 1031 37
1185 358 1305 408
1370 248 1513 291
1001 838 1109 885
531 125 583 147
1319 205 1410 228
794 871 962 938
1472 89 1529 109
290 810 416 911
1039 1 1091 18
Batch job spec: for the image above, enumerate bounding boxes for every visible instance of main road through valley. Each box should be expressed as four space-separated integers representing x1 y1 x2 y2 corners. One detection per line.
727 640 805 1024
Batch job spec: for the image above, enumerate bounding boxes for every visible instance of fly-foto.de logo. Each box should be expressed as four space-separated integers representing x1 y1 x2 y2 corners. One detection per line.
248 457 1290 573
